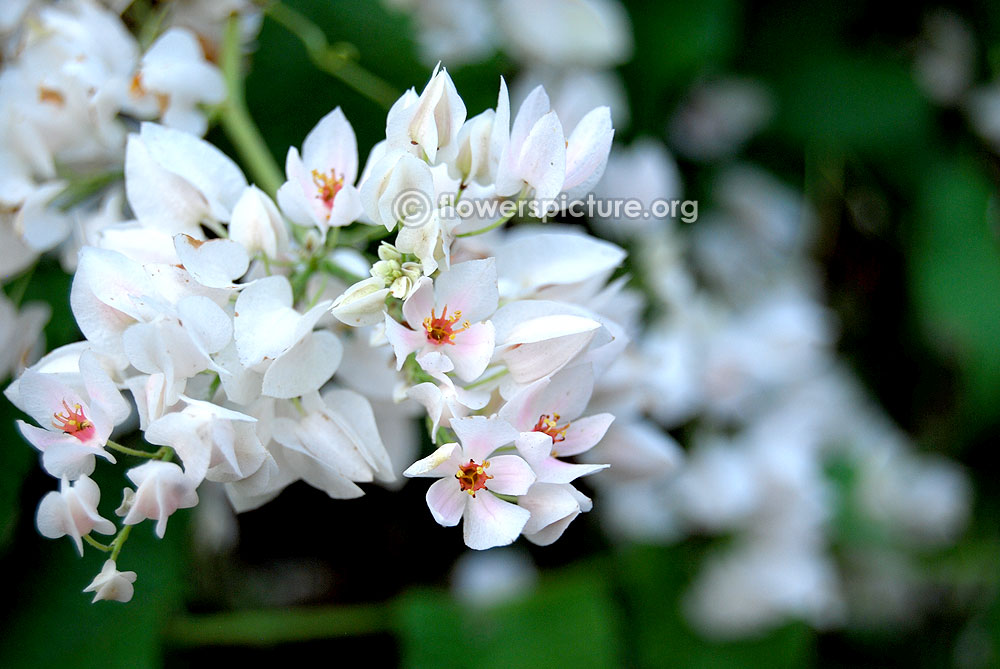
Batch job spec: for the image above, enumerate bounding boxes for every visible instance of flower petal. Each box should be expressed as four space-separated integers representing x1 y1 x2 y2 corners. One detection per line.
463 491 530 550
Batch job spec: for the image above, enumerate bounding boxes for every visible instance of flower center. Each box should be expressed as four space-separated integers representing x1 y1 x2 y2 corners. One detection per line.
455 459 492 497
312 169 344 214
423 305 470 345
533 413 570 448
52 401 96 442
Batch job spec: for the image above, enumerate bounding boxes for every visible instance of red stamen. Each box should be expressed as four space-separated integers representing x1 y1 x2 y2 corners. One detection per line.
455 459 492 497
51 400 96 442
423 304 471 345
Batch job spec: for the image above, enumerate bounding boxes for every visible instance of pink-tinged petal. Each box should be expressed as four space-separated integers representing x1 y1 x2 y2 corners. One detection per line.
519 482 581 538
534 459 609 485
463 491 531 550
499 364 596 431
557 413 615 456
301 107 359 183
514 431 553 469
383 314 427 370
404 442 463 478
450 415 519 463
426 477 466 527
446 321 495 383
402 277 434 329
16 368 88 428
433 259 499 324
485 454 536 496
498 376 550 431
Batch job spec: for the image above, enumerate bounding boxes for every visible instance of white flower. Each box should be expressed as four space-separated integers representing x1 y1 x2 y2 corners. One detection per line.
229 185 289 259
404 415 535 550
124 122 248 237
494 85 566 205
125 27 226 135
386 65 466 163
496 0 632 68
277 107 363 235
269 388 396 496
144 398 268 487
83 560 137 604
10 351 129 479
501 365 612 484
232 275 341 398
122 460 199 538
384 259 498 382
35 475 115 555
358 149 436 231
667 78 774 162
440 77 511 186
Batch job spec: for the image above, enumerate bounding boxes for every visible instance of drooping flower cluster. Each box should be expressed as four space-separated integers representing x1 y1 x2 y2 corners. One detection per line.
4 61 624 603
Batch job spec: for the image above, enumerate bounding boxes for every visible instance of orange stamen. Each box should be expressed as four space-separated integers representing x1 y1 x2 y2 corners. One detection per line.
423 305 471 345
455 459 492 497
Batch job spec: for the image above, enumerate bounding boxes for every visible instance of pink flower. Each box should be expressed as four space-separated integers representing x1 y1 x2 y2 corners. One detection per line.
384 259 498 382
404 416 535 550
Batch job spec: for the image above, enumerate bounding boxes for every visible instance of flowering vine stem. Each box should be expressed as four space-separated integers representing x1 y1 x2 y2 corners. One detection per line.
264 2 400 110
219 14 283 197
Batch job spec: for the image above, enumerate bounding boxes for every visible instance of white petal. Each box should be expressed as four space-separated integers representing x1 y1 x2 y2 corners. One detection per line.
433 258 498 323
450 415 518 463
174 234 249 288
426 477 466 527
463 492 530 550
485 454 536 496
261 330 342 398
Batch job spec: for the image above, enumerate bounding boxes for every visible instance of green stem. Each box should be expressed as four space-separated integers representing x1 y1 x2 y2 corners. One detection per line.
456 190 528 238
265 2 399 109
83 534 112 552
219 14 284 197
163 603 394 648
105 439 163 459
464 368 508 390
320 259 365 285
109 525 132 562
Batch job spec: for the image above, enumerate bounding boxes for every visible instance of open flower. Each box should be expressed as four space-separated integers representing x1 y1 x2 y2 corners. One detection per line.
404 415 535 550
384 258 498 382
11 351 129 479
500 364 612 484
277 107 363 235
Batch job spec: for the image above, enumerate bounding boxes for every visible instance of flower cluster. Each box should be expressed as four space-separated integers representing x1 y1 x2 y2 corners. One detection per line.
4 59 623 602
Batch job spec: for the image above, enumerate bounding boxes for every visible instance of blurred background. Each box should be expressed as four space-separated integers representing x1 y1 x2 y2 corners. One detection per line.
3 0 1000 666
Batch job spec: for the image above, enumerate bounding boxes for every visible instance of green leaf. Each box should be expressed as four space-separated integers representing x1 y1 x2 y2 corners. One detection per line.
909 155 1000 428
617 544 815 668
396 563 622 669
